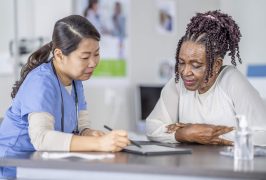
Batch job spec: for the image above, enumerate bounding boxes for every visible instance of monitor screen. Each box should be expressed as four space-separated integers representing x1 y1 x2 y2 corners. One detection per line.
139 85 163 120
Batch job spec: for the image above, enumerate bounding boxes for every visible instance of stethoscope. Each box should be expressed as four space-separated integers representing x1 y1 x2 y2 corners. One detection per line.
51 60 79 134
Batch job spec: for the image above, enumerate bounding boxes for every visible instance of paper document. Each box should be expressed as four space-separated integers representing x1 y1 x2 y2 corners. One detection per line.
41 152 114 160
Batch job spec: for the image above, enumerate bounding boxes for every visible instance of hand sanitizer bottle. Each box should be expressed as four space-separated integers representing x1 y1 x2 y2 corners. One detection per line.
234 115 254 160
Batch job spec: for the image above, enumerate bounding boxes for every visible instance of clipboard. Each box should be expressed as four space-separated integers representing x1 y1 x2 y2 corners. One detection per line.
123 145 192 155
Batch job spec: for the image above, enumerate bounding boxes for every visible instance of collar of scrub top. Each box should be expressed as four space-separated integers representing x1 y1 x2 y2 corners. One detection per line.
51 59 79 134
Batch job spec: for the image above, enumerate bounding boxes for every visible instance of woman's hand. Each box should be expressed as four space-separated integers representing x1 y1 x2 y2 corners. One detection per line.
97 130 130 152
173 124 234 145
80 128 105 137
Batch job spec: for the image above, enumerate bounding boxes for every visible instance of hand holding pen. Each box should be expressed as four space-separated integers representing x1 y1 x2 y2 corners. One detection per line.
104 125 142 148
96 126 130 152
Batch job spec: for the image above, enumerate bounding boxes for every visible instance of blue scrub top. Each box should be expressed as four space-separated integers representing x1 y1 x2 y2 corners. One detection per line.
0 61 87 178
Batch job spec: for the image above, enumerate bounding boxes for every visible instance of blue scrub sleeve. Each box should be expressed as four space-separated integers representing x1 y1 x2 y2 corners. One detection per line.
76 81 87 110
19 75 57 118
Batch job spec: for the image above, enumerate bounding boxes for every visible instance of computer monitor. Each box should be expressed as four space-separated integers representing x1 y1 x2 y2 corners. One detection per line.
135 85 163 132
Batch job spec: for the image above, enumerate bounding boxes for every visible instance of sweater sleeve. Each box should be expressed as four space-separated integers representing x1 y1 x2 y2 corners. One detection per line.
146 77 179 143
221 67 266 145
78 110 91 133
28 112 73 151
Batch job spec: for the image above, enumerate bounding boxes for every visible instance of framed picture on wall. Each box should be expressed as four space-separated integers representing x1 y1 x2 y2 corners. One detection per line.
73 0 130 78
156 0 176 35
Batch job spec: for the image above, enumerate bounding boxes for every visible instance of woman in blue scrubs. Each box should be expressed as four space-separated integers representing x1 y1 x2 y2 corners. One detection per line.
0 15 130 178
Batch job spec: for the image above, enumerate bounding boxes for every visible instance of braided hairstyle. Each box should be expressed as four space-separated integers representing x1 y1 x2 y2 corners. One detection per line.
11 15 100 98
175 10 242 83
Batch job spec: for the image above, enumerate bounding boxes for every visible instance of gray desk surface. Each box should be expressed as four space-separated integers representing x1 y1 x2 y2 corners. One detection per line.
1 142 266 179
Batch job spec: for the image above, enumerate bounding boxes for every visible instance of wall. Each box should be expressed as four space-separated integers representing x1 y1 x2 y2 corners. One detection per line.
0 0 72 117
0 0 14 53
33 0 73 38
130 0 219 85
220 0 266 73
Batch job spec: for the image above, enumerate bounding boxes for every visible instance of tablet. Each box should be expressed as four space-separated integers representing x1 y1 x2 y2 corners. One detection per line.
123 145 192 155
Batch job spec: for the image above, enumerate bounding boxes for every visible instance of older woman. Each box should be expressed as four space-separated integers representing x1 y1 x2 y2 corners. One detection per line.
146 10 266 145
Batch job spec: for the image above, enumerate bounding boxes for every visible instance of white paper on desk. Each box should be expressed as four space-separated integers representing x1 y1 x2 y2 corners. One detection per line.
41 152 114 160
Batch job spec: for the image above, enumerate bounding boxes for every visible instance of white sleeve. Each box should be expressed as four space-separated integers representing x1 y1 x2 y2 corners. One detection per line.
28 112 73 151
78 110 91 133
223 68 266 145
146 77 179 143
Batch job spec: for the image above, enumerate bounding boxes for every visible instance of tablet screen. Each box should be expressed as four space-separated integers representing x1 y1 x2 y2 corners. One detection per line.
123 145 191 155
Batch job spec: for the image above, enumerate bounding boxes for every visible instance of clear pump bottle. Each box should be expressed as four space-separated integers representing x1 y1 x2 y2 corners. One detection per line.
234 115 254 160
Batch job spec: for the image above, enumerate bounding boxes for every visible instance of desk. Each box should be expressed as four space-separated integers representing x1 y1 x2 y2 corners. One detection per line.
1 143 266 180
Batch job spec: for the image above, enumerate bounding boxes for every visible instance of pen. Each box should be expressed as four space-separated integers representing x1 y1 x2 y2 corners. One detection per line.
104 125 142 148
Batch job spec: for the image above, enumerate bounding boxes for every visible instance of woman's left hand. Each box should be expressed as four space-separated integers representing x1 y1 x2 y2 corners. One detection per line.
80 128 105 137
174 124 234 145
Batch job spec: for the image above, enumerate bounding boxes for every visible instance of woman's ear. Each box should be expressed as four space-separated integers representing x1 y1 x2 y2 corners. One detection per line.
214 57 223 74
53 48 64 62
